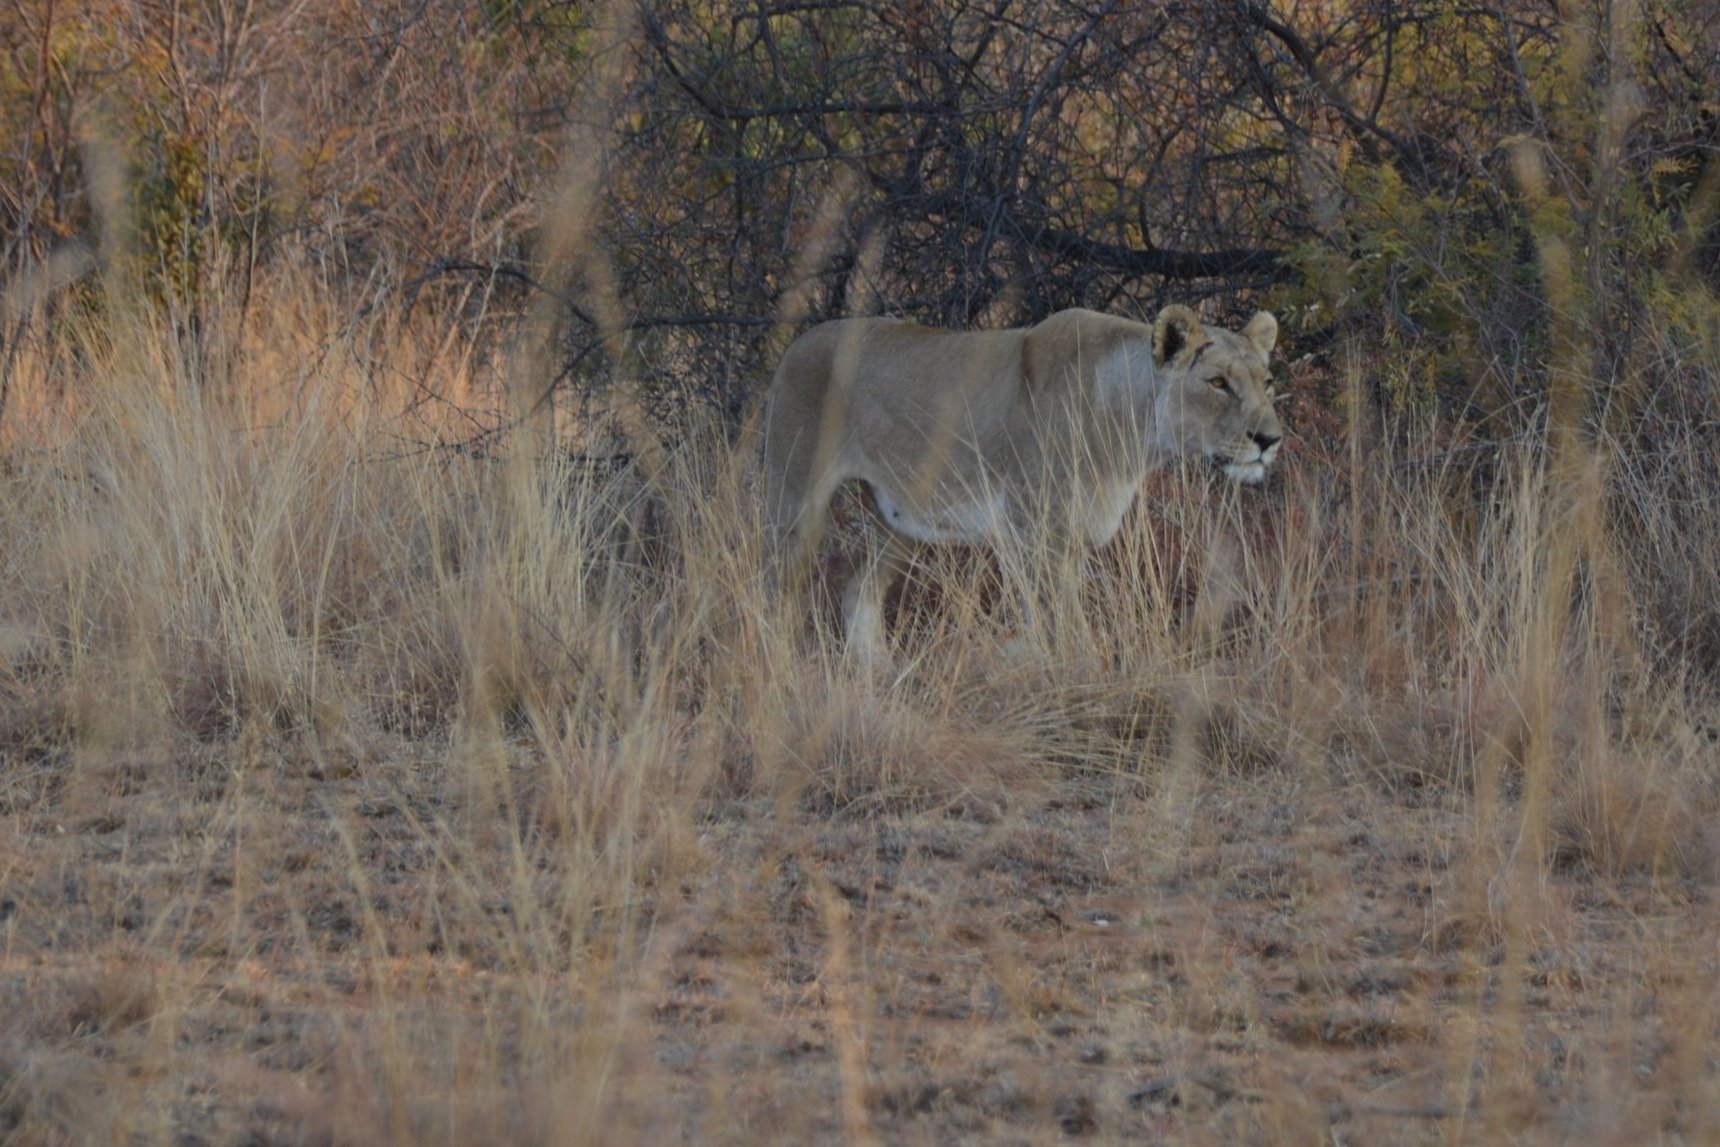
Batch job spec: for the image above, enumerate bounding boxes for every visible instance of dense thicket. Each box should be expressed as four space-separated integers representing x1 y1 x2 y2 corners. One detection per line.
2 0 1717 428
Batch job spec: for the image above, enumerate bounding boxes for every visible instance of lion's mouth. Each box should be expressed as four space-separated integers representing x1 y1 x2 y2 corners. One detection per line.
1211 454 1269 485
1222 460 1268 485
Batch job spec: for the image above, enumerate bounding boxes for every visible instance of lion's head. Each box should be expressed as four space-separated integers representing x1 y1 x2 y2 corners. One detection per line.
1149 304 1282 485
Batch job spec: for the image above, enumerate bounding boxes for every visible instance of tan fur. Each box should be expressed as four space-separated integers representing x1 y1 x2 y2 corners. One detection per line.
763 304 1283 660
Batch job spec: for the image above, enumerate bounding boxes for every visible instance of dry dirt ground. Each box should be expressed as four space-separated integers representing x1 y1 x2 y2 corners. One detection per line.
3 717 1716 1146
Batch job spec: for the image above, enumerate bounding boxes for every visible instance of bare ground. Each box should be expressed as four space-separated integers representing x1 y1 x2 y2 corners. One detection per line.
4 715 1715 1146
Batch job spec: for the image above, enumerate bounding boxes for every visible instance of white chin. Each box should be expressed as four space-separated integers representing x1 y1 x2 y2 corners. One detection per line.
1223 462 1268 485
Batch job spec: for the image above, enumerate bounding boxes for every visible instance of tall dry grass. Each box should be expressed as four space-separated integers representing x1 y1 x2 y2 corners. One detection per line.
1 255 1716 1141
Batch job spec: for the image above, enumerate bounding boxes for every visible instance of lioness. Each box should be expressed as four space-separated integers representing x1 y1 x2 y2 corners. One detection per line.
763 304 1282 661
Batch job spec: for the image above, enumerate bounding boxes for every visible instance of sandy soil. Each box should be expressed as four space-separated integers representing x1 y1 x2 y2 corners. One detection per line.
3 720 1714 1146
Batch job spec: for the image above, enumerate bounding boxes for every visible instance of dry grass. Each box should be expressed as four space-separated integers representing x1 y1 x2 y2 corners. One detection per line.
1 272 1718 1146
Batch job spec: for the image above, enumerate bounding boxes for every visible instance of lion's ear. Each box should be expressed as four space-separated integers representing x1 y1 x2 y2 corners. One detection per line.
1153 304 1205 366
1243 311 1278 359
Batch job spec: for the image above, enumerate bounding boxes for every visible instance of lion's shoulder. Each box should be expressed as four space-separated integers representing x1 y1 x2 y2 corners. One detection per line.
1021 308 1153 390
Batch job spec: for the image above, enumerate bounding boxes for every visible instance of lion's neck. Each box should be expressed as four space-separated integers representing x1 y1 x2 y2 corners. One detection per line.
1083 341 1164 475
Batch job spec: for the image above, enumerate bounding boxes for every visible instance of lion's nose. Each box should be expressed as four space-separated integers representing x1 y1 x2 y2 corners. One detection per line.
1252 430 1281 453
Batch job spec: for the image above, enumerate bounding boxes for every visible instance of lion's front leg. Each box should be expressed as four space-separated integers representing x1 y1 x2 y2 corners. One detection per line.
840 492 922 667
994 521 1088 662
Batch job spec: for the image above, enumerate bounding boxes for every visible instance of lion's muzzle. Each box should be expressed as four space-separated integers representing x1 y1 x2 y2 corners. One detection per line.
1215 429 1281 485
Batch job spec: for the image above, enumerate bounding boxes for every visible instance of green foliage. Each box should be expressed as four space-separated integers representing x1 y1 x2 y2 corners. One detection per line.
1266 0 1719 433
133 129 209 308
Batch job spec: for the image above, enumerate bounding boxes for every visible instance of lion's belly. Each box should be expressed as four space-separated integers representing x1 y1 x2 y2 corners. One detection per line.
1077 476 1143 545
863 472 1139 547
866 479 1011 545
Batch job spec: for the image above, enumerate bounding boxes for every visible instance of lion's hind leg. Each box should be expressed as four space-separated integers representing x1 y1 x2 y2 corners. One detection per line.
763 413 845 599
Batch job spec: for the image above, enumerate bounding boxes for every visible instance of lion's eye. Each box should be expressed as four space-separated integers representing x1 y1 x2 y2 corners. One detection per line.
1208 376 1232 394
